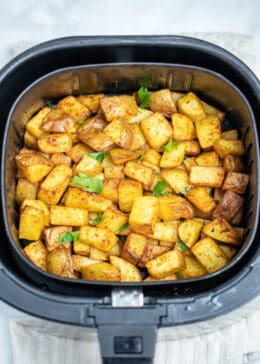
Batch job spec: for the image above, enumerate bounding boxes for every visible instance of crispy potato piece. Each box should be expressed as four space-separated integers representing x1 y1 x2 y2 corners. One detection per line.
81 262 120 281
195 151 219 167
138 245 170 267
72 255 101 272
38 164 72 205
193 207 212 220
186 187 216 213
118 179 143 212
80 226 118 253
178 219 204 248
223 155 245 173
203 217 240 244
21 199 50 226
127 123 147 150
110 256 142 282
43 226 72 252
109 148 140 165
65 187 112 212
140 112 172 150
24 131 38 150
38 133 72 154
50 153 72 167
177 92 206 122
222 172 249 195
67 143 92 163
146 239 159 246
157 195 194 220
201 101 225 122
89 247 108 261
160 142 185 168
189 166 225 187
213 188 224 202
161 169 189 194
124 161 155 187
171 113 196 141
19 206 45 240
143 149 161 166
16 178 38 205
104 165 124 179
46 246 73 278
24 240 47 271
150 89 177 117
50 206 88 226
15 149 53 183
183 157 197 171
146 250 185 279
129 196 158 236
77 93 104 113
74 154 103 177
182 140 201 156
26 107 51 137
58 95 91 121
195 115 221 149
128 108 153 123
221 129 239 140
218 245 237 260
79 130 114 151
191 237 228 273
77 115 107 134
121 233 147 265
149 222 178 242
231 210 243 225
171 91 185 103
101 178 120 203
179 255 207 278
98 208 128 234
213 190 244 222
101 95 138 121
103 118 133 149
41 108 77 133
214 139 245 158
73 240 91 256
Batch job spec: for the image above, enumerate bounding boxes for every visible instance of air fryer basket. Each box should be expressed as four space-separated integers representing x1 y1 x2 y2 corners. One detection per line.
0 37 259 363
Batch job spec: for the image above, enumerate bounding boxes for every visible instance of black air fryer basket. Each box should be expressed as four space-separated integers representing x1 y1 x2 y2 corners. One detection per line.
0 36 260 364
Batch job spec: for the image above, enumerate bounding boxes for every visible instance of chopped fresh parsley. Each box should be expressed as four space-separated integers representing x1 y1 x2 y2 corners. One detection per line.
177 272 185 280
78 119 85 125
90 212 103 225
59 231 80 243
71 173 103 194
179 187 187 196
117 223 128 233
178 239 189 252
87 151 107 163
137 154 144 161
152 180 168 196
46 101 55 109
137 86 150 109
163 138 173 152
119 235 127 243
174 141 181 149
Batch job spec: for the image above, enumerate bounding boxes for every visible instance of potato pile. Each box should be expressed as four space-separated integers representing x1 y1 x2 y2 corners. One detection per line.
15 88 249 282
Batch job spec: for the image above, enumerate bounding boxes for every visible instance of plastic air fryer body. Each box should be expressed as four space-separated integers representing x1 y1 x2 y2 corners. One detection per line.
0 37 259 363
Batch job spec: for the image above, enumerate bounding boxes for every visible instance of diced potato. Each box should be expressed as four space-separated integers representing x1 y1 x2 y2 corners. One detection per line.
143 149 161 166
218 245 237 260
100 95 138 121
50 153 72 167
150 89 177 117
161 169 189 194
189 166 225 187
145 250 185 279
177 92 206 122
121 233 147 265
101 178 120 203
24 240 47 271
234 227 245 239
144 274 177 281
67 143 92 163
73 240 91 256
89 247 108 261
109 148 140 164
232 210 243 225
201 101 225 122
171 113 196 141
24 131 38 149
195 151 219 167
191 237 228 273
138 245 170 267
223 155 245 173
72 255 101 272
213 190 244 222
46 246 73 278
157 195 194 220
77 93 104 113
101 154 114 167
193 207 212 220
195 115 221 149
183 157 197 171
186 187 216 213
128 107 153 123
118 179 142 212
15 149 53 183
81 262 120 281
127 123 147 150
213 188 224 202
146 239 159 246
16 178 38 205
80 226 118 253
26 107 51 137
79 130 114 151
140 112 172 150
58 95 91 121
214 139 245 159
149 221 178 242
19 206 45 240
38 133 72 154
160 240 174 248
103 118 133 148
38 164 72 205
110 256 142 282
160 142 185 168
221 129 239 140
171 91 185 103
178 219 204 248
98 208 128 234
104 165 124 179
124 161 155 187
50 206 88 226
21 199 49 226
65 187 112 211
179 255 207 278
43 226 72 252
129 196 158 236
222 172 249 195
182 140 201 156
77 115 106 134
202 217 240 244
74 154 103 177
41 108 77 133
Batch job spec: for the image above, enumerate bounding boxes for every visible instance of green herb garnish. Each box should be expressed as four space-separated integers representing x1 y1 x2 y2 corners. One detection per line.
119 235 127 243
137 154 144 161
78 119 85 125
178 239 189 252
117 223 128 233
46 101 55 109
174 141 181 149
59 231 80 243
137 86 150 109
179 188 187 196
87 151 107 163
177 272 185 280
152 180 168 196
163 138 173 152
71 173 103 194
90 212 103 225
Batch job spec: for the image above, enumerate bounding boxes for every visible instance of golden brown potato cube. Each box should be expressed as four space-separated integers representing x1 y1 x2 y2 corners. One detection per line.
177 92 206 122
183 157 197 171
77 115 106 134
193 207 213 220
67 143 92 163
214 139 245 159
146 250 185 279
50 153 72 167
218 245 237 260
160 142 185 168
138 245 170 267
24 240 47 271
223 155 245 173
104 165 124 179
79 130 114 152
146 239 159 246
74 154 103 177
189 166 225 187
186 187 216 213
43 226 72 252
19 206 45 240
41 108 77 133
124 161 155 187
222 172 249 195
203 217 240 244
121 233 147 265
195 115 221 149
46 246 73 278
191 237 228 273
140 112 172 150
161 169 189 194
127 123 147 150
81 262 120 281
110 256 142 282
80 226 118 253
38 133 72 154
65 187 112 212
171 113 196 141
143 149 161 166
160 240 175 248
21 199 50 226
72 255 101 272
98 208 128 234
103 118 133 149
118 179 143 212
24 131 38 150
221 129 239 140
157 195 194 220
77 93 104 113
101 179 119 203
58 95 91 121
213 190 244 222
171 91 185 103
231 210 243 225
178 219 204 248
89 247 108 261
182 140 201 156
129 196 158 236
50 206 88 226
109 148 140 165
101 95 138 121
150 89 177 117
38 164 72 205
26 107 51 137
128 107 153 123
195 151 220 167
213 188 224 202
179 256 207 278
16 178 38 205
150 222 178 242
201 101 225 122
73 240 91 256
15 149 53 183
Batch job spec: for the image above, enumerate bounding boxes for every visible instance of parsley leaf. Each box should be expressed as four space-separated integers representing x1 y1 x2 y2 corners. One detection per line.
119 235 127 243
179 188 187 196
78 119 85 125
71 173 103 194
87 151 107 163
178 239 189 252
46 101 56 109
137 154 144 161
152 180 168 196
117 223 128 233
137 86 150 109
174 141 181 149
59 231 80 243
90 212 103 225
163 138 173 152
177 272 185 280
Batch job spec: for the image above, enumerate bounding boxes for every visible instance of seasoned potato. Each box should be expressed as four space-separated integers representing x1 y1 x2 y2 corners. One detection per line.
171 113 196 141
72 255 100 272
109 148 140 164
182 140 201 156
213 190 244 222
121 233 147 265
65 187 112 211
101 179 120 203
218 245 237 259
186 187 216 213
74 154 103 177
89 247 108 261
24 240 47 271
21 199 49 226
143 149 161 166
24 131 38 150
129 196 158 236
58 95 91 121
67 143 92 163
41 108 77 133
46 246 73 278
214 139 245 158
161 169 189 194
98 208 128 234
213 188 224 202
146 250 185 279
79 130 114 152
73 240 91 256
82 262 120 281
110 256 142 282
189 166 225 187
221 129 239 140
19 206 45 240
138 245 170 267
50 153 72 167
149 222 178 242
203 218 240 244
223 155 245 173
77 93 104 113
80 226 118 253
50 206 88 226
100 95 138 121
26 107 51 137
150 89 177 116
160 142 185 168
201 101 225 122
124 161 155 187
104 165 124 179
38 133 72 154
179 255 207 278
195 151 219 167
195 115 221 149
16 178 38 205
127 123 147 150
157 195 194 220
222 172 249 195
103 118 133 149
178 219 204 248
183 157 197 171
140 112 172 150
118 179 143 212
43 226 72 252
177 92 206 122
128 107 153 123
